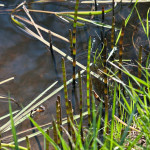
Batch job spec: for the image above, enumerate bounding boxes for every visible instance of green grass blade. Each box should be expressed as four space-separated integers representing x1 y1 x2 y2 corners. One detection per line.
8 96 19 150
120 97 138 145
135 6 147 37
110 84 117 150
115 0 138 45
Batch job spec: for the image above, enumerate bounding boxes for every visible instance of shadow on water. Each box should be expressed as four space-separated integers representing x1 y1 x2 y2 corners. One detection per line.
0 0 150 149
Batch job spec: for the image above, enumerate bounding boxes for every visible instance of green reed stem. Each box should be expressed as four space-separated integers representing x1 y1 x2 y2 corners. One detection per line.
87 36 92 126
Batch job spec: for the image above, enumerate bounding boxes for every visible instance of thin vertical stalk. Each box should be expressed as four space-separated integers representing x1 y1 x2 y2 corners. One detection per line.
78 71 83 119
87 36 92 126
57 96 62 137
103 38 109 134
56 99 61 147
67 115 72 150
72 0 79 111
118 20 125 80
78 71 83 142
69 29 73 57
112 0 115 17
138 45 142 81
111 16 115 50
111 16 115 72
46 129 49 150
57 96 62 149
101 6 105 45
118 20 125 118
62 58 69 115
52 121 58 144
26 136 31 150
68 100 76 143
94 0 97 11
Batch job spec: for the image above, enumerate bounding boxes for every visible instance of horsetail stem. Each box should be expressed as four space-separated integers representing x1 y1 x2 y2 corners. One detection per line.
62 58 69 115
87 36 92 126
72 0 79 112
46 129 49 150
69 29 73 56
111 16 115 49
78 71 83 119
56 99 61 146
118 20 125 80
103 38 109 134
101 6 105 44
57 95 62 136
78 71 84 142
68 100 76 143
52 121 58 144
67 115 72 150
26 136 31 150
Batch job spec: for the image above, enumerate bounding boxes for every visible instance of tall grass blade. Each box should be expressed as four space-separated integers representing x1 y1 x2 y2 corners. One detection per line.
110 83 117 150
115 0 138 45
120 97 138 145
8 96 19 150
135 6 148 38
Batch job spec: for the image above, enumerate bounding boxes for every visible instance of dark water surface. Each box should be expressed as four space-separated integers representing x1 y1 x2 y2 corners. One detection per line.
0 0 150 149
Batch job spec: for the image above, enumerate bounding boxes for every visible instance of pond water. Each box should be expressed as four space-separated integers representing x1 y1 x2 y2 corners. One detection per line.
0 0 149 149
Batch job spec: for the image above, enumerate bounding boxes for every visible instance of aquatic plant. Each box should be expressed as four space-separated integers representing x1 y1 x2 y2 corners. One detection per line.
0 0 150 149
